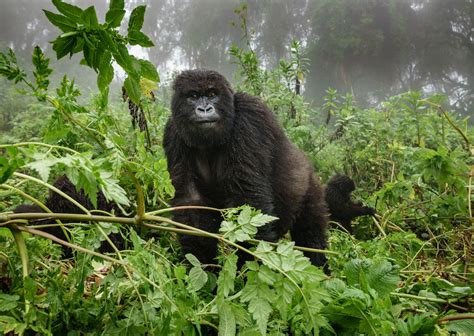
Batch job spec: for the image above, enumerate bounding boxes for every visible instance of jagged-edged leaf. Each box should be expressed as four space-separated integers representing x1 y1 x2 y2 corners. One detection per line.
0 294 20 312
250 213 278 227
240 276 275 335
25 158 60 182
217 254 238 298
444 316 474 336
344 259 400 297
0 49 27 83
218 302 236 336
237 206 252 225
32 46 53 90
99 171 129 206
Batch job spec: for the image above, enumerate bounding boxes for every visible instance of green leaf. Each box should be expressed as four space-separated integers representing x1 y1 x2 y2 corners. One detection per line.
124 75 141 104
240 276 274 335
128 30 154 47
139 60 159 82
109 0 124 10
217 254 238 298
99 171 129 207
112 44 140 74
344 259 400 297
51 35 77 59
83 45 95 68
128 5 146 32
238 206 252 225
444 315 474 335
105 9 125 28
25 158 60 182
248 298 271 335
218 302 236 336
188 266 208 292
185 253 201 267
0 49 27 83
32 46 53 90
98 30 117 52
0 316 26 335
80 6 99 29
0 294 20 312
51 0 82 21
0 156 16 184
97 52 113 92
250 213 278 227
43 10 77 32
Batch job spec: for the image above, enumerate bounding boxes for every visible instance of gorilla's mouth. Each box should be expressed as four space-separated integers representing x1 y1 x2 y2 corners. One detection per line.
195 116 220 126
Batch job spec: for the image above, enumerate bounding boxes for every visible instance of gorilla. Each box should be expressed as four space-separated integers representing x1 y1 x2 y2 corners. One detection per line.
325 174 375 233
163 69 328 266
14 175 125 257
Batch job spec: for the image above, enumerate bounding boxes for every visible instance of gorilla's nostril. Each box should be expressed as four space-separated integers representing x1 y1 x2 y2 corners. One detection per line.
205 105 214 113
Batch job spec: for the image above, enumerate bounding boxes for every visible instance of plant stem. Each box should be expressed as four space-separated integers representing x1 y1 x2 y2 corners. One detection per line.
9 225 29 277
391 292 446 303
438 313 474 323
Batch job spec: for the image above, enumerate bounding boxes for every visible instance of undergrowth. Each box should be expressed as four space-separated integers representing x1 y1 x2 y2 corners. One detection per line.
0 1 472 335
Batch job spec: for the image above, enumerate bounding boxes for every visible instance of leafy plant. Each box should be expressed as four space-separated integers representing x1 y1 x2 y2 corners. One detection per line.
0 1 472 335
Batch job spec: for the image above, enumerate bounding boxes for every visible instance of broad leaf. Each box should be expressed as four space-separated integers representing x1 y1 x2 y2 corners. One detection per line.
124 75 141 104
97 52 113 92
51 0 82 21
139 60 159 82
80 6 99 29
109 0 124 10
105 9 125 28
128 30 154 47
128 5 146 32
52 35 77 59
43 10 76 32
188 266 208 292
218 302 236 336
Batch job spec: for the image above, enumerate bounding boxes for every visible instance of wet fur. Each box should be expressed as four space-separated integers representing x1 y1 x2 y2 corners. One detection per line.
14 176 125 257
164 70 328 266
325 174 375 233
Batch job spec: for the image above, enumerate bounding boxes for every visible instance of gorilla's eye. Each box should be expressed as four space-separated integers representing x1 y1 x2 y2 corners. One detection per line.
208 91 216 98
188 91 198 99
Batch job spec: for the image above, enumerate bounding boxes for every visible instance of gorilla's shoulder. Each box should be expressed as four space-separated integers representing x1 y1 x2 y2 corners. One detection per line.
234 92 273 119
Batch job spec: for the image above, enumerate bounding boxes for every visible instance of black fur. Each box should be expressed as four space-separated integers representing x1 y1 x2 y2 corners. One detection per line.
14 176 125 257
325 174 375 233
164 69 328 266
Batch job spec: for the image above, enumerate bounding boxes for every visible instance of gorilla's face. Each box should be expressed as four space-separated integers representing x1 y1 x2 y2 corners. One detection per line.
171 70 235 147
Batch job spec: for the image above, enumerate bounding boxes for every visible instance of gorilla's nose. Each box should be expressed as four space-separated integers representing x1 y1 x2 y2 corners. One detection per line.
197 104 215 114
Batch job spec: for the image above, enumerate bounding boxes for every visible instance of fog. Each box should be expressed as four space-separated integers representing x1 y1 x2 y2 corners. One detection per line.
1 0 472 115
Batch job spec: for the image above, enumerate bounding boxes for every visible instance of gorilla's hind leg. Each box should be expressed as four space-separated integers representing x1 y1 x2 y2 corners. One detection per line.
290 181 328 268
